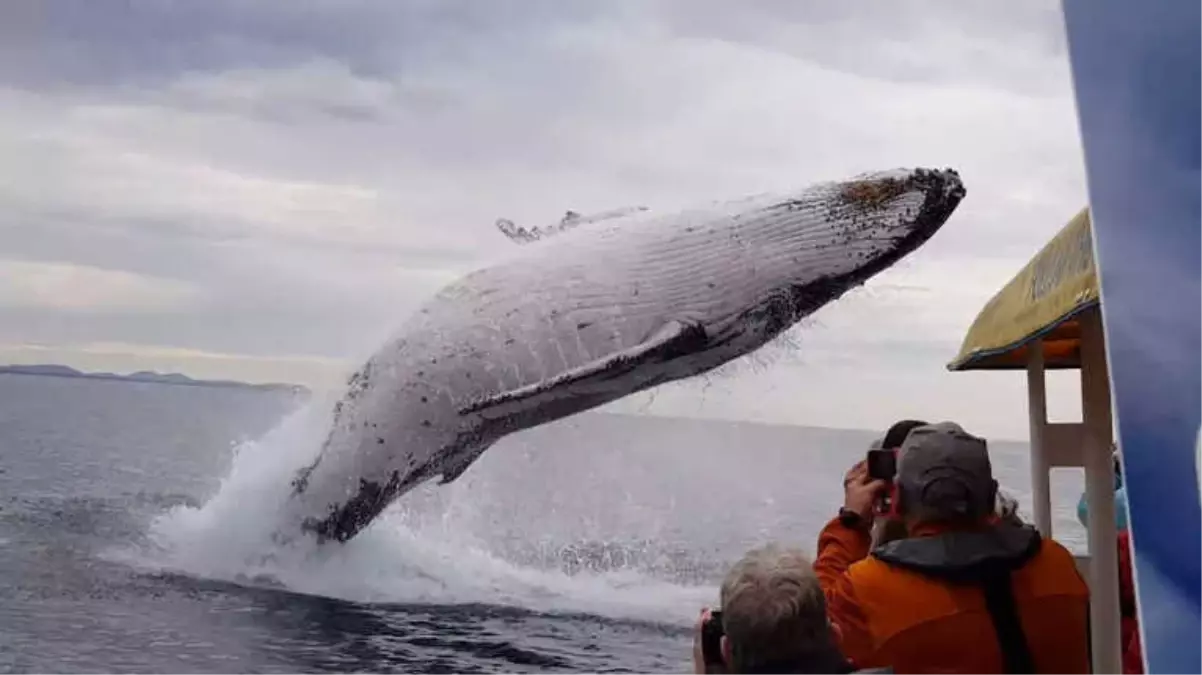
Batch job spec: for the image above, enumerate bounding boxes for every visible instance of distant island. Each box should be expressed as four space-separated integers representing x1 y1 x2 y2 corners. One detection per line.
0 364 310 395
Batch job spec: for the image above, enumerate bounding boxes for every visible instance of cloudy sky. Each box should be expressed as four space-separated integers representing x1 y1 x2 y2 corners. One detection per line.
1 1 1092 438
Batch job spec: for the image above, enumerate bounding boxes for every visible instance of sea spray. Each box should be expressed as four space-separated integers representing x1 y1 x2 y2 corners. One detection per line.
124 397 716 626
143 398 332 577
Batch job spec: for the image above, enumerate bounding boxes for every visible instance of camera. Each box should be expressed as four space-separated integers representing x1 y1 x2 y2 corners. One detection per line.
701 610 725 666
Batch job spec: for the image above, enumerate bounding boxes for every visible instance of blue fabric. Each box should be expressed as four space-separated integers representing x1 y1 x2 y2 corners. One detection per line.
1077 486 1129 531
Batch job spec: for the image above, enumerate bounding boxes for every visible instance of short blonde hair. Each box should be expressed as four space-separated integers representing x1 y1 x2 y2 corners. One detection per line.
719 544 833 672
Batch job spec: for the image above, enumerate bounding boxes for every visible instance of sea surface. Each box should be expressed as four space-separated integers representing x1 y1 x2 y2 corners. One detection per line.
0 374 1087 673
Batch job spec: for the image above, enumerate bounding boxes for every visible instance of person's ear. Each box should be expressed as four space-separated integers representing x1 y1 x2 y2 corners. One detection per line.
830 621 844 642
721 635 733 669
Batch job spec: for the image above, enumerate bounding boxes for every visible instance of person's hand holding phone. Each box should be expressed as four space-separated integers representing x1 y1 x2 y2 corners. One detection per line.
843 459 888 521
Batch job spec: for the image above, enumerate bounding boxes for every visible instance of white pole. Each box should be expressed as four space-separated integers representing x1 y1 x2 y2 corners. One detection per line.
1027 342 1053 537
1080 309 1121 675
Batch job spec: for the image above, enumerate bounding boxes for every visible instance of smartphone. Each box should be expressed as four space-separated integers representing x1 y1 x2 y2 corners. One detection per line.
866 448 897 481
867 449 898 516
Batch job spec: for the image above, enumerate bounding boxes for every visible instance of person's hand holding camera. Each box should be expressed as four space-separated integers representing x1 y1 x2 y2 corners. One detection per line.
843 459 888 521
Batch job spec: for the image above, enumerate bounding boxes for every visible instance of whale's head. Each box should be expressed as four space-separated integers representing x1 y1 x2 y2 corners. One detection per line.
702 167 965 347
768 167 963 288
823 167 964 277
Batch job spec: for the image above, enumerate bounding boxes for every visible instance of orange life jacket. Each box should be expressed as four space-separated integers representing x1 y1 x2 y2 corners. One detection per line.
816 519 1091 674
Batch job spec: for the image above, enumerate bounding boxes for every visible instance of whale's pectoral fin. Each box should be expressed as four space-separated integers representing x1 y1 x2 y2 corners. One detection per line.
494 206 650 245
460 319 707 420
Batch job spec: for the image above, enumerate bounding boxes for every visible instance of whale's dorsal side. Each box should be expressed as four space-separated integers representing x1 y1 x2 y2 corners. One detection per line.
494 205 650 244
460 319 707 421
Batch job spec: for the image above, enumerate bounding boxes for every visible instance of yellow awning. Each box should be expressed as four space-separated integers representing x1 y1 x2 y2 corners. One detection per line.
948 208 1099 371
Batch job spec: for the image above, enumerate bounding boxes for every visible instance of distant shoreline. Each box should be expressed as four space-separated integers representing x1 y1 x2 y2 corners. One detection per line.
0 364 310 395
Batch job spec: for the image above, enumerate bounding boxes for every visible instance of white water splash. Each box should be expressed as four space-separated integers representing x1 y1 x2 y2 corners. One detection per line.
117 398 716 626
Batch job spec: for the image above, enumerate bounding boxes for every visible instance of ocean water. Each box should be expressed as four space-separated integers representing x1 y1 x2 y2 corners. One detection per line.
0 374 1088 673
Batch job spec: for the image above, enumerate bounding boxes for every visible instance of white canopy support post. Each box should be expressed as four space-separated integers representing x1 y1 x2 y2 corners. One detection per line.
1027 341 1053 537
1080 308 1121 675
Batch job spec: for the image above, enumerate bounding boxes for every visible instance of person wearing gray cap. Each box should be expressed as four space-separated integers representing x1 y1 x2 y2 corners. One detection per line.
813 421 1090 674
862 419 1023 550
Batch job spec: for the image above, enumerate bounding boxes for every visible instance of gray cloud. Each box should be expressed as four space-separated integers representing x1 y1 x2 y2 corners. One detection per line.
0 1 1090 436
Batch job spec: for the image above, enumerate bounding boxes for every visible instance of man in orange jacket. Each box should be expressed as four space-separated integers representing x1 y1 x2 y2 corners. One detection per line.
814 421 1091 673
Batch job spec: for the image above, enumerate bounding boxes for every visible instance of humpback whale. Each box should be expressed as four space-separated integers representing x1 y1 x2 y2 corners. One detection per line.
286 168 967 543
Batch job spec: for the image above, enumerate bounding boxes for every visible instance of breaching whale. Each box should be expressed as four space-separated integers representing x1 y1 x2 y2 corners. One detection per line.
286 168 967 543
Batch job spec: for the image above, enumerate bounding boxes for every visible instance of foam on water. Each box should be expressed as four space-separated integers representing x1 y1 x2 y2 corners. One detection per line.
120 397 715 626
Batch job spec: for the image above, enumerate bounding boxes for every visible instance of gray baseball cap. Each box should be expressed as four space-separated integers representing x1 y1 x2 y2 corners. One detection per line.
896 421 995 520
